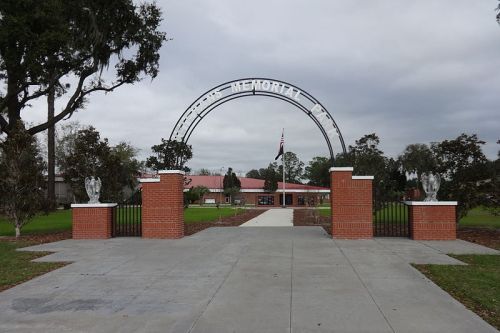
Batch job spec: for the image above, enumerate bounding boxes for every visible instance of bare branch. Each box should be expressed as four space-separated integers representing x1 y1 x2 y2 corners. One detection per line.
82 80 128 95
19 73 67 105
0 114 9 134
27 77 127 135
27 73 89 135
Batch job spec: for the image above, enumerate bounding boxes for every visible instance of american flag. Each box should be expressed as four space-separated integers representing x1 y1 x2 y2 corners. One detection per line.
274 131 284 160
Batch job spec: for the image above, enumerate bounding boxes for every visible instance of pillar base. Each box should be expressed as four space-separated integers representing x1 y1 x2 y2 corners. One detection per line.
404 201 458 240
71 203 116 239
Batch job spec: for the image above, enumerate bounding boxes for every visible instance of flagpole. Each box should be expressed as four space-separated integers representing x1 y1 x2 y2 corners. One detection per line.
282 128 286 208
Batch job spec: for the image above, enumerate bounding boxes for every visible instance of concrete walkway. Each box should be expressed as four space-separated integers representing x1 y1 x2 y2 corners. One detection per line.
0 227 498 333
240 208 293 227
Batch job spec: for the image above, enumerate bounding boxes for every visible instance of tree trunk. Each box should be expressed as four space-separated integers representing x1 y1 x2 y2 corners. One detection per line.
6 70 21 132
47 86 56 210
15 225 21 238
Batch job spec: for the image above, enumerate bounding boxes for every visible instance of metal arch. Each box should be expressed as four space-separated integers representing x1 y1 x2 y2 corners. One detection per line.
185 93 335 161
169 77 341 145
170 78 344 157
183 91 329 143
169 78 344 146
169 78 347 162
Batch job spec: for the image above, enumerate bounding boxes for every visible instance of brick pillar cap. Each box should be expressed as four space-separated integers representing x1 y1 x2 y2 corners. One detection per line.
71 203 118 208
139 178 161 183
403 201 458 206
329 167 353 172
352 175 374 180
158 170 185 175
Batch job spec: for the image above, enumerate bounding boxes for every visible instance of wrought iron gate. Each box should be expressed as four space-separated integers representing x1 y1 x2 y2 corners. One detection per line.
112 190 142 237
373 199 409 237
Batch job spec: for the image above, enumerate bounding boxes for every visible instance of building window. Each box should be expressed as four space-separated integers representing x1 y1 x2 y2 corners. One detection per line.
258 195 274 205
298 195 305 206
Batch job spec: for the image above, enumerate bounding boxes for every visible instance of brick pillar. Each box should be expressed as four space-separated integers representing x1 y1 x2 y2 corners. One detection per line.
71 203 116 239
141 170 184 239
330 167 373 239
405 202 457 240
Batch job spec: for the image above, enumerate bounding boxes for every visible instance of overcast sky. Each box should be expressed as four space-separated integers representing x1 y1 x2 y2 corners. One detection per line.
25 0 500 174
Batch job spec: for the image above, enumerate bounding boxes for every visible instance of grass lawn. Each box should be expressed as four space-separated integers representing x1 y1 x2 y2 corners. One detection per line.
373 202 408 222
0 210 72 236
0 241 67 292
459 207 500 229
0 207 247 236
414 254 500 330
184 207 245 223
318 208 331 217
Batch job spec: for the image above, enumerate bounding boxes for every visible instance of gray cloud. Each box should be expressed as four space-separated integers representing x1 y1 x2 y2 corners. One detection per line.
24 0 500 172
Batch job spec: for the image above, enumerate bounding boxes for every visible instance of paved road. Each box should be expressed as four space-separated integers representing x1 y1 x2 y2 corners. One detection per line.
240 208 293 227
0 227 498 333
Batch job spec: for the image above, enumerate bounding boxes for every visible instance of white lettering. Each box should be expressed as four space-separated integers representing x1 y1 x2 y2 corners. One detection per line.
261 80 271 91
285 87 294 98
294 91 301 102
205 89 223 104
250 80 261 90
242 81 250 91
199 98 208 108
311 104 322 114
271 82 280 93
315 111 327 121
327 127 339 137
207 93 216 103
231 82 242 93
280 84 285 94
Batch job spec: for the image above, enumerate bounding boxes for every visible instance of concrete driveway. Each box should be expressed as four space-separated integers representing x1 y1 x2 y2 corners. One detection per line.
0 227 498 333
240 208 293 227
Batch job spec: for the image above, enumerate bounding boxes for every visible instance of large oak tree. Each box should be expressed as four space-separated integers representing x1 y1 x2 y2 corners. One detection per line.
0 0 166 135
0 0 167 206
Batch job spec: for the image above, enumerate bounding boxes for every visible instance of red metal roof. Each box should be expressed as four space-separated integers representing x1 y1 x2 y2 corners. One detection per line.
183 175 328 191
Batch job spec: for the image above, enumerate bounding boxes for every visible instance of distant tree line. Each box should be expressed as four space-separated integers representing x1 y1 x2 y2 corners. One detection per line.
246 133 499 220
1 118 497 235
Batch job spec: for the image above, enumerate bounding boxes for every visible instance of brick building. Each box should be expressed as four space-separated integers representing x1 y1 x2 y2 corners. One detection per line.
184 175 329 207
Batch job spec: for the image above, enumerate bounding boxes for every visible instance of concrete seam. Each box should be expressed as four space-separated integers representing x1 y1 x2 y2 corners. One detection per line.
373 238 411 263
187 243 246 333
412 240 469 265
415 239 444 253
334 239 396 333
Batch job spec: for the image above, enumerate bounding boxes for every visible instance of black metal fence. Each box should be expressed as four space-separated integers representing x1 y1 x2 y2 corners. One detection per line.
373 200 409 237
112 190 142 237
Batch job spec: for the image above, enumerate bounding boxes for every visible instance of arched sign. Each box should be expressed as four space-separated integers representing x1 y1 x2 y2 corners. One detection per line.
169 78 347 161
